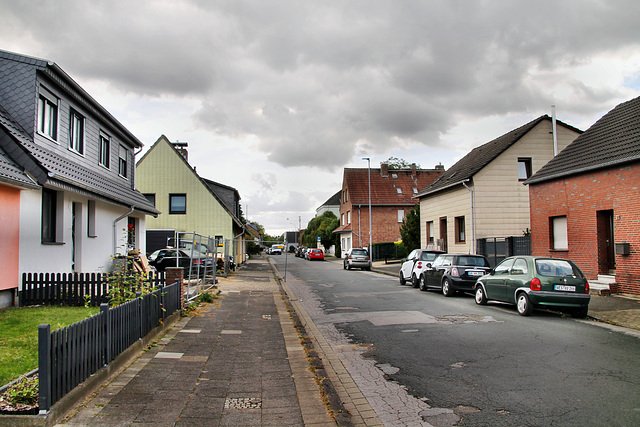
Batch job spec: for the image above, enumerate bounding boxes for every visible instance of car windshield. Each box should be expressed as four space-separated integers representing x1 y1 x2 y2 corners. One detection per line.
535 259 582 277
458 256 489 267
420 252 440 261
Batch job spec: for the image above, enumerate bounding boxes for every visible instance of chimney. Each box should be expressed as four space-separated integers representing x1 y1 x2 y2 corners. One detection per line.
435 163 445 172
380 163 389 177
172 141 189 161
411 163 417 176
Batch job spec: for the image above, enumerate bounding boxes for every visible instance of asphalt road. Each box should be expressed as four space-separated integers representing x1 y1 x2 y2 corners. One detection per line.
273 254 640 426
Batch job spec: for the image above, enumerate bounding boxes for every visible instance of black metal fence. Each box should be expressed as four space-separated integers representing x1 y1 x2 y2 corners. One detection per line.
37 280 181 412
476 236 531 267
20 272 166 307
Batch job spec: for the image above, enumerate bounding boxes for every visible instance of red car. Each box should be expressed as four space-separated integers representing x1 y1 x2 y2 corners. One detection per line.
307 249 325 261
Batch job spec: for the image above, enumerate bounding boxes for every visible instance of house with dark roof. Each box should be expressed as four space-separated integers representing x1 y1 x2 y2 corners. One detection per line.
316 190 341 218
0 49 159 307
526 96 640 296
135 135 247 262
334 163 443 256
416 115 582 256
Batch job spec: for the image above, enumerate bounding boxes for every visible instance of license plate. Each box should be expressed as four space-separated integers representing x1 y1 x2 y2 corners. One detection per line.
468 271 484 276
554 285 576 292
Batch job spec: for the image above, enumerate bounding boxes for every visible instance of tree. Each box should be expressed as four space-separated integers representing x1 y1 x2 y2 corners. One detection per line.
399 205 421 252
382 156 420 170
301 211 339 249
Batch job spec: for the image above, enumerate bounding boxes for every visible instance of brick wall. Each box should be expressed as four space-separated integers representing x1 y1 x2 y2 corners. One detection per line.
529 163 640 295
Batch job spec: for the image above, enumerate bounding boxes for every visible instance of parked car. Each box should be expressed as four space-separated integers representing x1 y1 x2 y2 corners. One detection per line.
148 248 211 273
307 248 325 261
419 254 491 296
399 249 445 287
343 248 371 270
474 256 591 317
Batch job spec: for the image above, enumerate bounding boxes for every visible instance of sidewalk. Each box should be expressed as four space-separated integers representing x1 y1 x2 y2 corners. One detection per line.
58 257 343 426
369 259 640 333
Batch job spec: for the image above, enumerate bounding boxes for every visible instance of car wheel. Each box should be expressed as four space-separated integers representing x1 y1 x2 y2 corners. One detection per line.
411 274 419 288
365 266 371 271
399 271 406 285
346 262 351 270
419 275 428 292
516 292 533 316
571 306 589 319
475 286 487 305
442 277 455 297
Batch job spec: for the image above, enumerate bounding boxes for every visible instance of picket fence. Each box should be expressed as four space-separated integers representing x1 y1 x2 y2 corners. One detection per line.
37 280 181 412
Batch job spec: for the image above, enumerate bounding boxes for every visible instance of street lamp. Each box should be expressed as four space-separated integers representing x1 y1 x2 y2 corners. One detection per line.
362 157 372 261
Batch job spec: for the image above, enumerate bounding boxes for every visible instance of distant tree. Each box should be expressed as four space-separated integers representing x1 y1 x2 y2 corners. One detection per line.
301 211 339 249
382 156 420 170
399 205 421 252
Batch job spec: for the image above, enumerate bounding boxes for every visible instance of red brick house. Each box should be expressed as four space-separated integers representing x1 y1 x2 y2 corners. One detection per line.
526 96 640 295
333 163 443 257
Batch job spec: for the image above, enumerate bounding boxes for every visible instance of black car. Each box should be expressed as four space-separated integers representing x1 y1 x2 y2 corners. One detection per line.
420 254 491 296
148 248 211 273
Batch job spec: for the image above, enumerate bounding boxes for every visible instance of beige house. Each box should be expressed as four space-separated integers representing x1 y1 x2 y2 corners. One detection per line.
416 115 582 255
136 135 246 261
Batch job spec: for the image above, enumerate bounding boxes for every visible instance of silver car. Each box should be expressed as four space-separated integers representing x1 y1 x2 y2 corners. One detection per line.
343 248 371 271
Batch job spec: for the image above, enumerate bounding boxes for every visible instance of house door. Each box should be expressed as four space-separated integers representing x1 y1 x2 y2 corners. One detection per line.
596 210 615 274
439 217 448 252
72 202 82 272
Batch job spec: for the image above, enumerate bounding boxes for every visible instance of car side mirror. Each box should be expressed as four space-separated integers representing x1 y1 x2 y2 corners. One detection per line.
426 263 432 268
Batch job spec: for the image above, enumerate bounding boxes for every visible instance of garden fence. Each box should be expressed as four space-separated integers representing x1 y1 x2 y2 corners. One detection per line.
37 280 181 413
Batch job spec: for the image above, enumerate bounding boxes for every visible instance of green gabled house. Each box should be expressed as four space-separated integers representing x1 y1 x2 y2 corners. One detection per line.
135 135 246 262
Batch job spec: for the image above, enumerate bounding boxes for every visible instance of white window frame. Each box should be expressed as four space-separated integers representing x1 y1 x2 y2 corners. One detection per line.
38 90 59 141
119 145 128 178
99 132 110 168
69 109 84 154
398 209 405 223
551 216 568 250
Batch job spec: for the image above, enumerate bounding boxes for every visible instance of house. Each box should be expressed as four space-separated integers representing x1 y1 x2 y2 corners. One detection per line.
316 190 341 218
416 115 582 257
0 49 158 307
334 163 443 257
526 96 640 296
135 135 247 262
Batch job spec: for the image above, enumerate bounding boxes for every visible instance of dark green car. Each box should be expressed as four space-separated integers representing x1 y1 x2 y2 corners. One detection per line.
474 256 590 317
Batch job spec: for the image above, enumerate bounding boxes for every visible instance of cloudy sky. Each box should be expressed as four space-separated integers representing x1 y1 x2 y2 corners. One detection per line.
2 0 639 235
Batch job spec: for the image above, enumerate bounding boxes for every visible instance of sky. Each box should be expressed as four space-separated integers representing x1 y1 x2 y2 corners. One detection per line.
2 0 639 236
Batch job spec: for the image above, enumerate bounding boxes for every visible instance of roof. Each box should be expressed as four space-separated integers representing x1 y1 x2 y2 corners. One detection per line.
344 166 442 206
0 143 39 189
526 96 640 185
320 190 341 207
333 223 352 234
416 115 582 197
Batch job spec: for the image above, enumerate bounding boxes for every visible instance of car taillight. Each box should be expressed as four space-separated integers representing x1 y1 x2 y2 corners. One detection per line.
585 281 590 294
349 255 353 259
416 261 422 268
530 277 541 291
451 267 459 277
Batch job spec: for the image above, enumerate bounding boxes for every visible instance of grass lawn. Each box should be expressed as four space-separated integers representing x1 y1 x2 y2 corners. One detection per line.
0 305 99 387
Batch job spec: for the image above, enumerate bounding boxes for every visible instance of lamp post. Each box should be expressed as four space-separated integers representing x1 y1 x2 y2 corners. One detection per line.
362 157 372 260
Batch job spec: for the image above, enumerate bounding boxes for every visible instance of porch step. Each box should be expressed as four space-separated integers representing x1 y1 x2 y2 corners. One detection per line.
589 281 611 296
597 274 617 284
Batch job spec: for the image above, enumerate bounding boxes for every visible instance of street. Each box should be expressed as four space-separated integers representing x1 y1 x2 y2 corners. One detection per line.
273 254 640 426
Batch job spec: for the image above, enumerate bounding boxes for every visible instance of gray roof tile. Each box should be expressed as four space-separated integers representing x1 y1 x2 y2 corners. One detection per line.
527 96 640 184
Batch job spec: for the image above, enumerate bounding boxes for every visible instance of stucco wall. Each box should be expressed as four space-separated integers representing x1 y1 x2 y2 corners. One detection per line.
0 185 20 292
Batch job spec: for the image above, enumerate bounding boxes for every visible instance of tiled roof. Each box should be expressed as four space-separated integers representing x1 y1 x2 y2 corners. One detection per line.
333 223 352 234
345 167 442 206
416 115 582 197
0 104 159 215
321 190 341 207
527 96 640 184
0 144 38 188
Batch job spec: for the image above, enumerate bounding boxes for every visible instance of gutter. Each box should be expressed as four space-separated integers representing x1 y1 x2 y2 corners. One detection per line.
462 180 475 254
113 206 135 256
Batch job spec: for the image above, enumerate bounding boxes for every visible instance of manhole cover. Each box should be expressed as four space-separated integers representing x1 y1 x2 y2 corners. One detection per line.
224 397 262 409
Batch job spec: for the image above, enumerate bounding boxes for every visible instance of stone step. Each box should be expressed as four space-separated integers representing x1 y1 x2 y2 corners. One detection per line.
590 281 612 296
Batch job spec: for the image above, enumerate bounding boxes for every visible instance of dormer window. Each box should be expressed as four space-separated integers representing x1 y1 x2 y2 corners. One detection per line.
119 145 128 178
518 158 532 181
99 132 110 168
69 109 84 154
38 88 58 141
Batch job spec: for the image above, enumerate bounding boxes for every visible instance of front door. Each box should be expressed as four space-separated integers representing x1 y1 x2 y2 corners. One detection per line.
439 217 448 252
597 210 615 274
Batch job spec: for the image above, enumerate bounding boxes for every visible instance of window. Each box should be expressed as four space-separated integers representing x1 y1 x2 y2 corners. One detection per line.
87 200 96 237
455 216 465 243
494 258 515 275
413 188 418 194
518 158 532 181
119 145 128 178
398 209 405 223
42 188 57 243
396 187 403 194
99 132 110 168
426 221 434 244
391 173 398 179
551 216 568 250
343 189 348 203
38 89 58 140
144 193 156 207
69 109 84 154
127 217 136 247
215 235 224 247
169 194 186 214
511 258 528 275
341 213 345 225
347 211 351 224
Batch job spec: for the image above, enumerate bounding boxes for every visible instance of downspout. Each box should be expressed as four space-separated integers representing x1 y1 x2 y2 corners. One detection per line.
113 206 135 256
551 105 558 156
462 181 475 254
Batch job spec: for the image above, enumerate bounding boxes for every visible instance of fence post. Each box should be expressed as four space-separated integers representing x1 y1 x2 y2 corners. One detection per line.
101 303 110 365
38 324 51 413
136 292 143 340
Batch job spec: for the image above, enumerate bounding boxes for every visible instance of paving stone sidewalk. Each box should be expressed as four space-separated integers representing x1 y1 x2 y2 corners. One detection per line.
59 259 335 426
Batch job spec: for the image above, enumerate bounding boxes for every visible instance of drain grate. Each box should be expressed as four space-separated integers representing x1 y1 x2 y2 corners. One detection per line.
224 397 262 409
